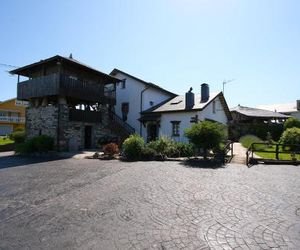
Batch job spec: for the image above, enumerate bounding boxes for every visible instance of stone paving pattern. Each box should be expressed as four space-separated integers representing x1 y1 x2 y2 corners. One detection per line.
0 156 300 249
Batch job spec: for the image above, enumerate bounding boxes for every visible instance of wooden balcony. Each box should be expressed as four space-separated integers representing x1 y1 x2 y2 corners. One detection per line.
69 109 102 123
17 73 116 104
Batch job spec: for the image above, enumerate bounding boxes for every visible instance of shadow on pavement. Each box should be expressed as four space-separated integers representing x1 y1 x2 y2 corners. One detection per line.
180 158 225 169
0 153 74 170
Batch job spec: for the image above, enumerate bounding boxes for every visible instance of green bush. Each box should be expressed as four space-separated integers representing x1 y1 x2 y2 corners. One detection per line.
185 121 226 159
122 134 144 160
147 137 194 158
284 117 300 130
140 146 157 161
279 127 300 150
9 130 25 143
147 136 173 155
15 135 54 154
174 142 194 157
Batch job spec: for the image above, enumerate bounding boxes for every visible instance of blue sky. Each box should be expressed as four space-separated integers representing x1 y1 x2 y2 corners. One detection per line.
1 0 299 108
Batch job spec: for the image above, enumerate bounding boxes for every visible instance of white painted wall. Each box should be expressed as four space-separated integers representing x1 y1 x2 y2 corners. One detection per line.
113 71 173 139
158 96 228 142
198 97 228 124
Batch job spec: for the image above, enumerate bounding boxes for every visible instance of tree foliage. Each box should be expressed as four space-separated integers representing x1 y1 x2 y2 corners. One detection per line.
279 127 300 150
284 117 300 130
185 121 226 158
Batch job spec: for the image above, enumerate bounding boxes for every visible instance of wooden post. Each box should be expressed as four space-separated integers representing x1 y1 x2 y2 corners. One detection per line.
275 144 279 160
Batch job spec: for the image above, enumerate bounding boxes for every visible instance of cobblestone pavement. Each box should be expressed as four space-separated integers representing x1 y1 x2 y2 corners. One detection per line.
0 156 300 250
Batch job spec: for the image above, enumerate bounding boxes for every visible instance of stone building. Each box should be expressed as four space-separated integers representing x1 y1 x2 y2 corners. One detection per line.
10 55 135 151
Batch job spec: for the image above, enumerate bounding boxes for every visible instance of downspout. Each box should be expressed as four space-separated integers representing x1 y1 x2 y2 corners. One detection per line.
140 86 150 136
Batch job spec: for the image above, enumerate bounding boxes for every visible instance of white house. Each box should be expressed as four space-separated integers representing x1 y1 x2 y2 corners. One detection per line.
110 69 231 142
257 100 300 120
140 84 232 142
110 69 176 140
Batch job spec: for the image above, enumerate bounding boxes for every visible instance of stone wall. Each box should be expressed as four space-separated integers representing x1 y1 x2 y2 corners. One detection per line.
26 104 118 151
26 105 58 142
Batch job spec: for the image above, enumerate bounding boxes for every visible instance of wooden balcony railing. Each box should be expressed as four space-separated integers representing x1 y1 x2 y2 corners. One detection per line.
17 73 116 104
69 109 102 123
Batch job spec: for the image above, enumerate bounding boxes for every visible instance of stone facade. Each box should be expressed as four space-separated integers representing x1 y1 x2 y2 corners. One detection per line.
26 104 114 151
26 105 58 142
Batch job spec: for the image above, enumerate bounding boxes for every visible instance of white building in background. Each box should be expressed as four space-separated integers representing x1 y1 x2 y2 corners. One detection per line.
257 100 300 120
110 69 176 139
141 84 231 142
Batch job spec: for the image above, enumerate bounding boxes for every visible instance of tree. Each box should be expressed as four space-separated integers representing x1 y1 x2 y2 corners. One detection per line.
284 117 300 130
279 127 300 150
185 121 226 159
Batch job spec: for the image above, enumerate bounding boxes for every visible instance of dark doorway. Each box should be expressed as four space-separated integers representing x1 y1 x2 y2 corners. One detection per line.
147 124 158 142
84 126 92 149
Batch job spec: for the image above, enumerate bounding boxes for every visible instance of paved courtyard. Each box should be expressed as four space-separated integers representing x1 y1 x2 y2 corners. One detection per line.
0 155 300 250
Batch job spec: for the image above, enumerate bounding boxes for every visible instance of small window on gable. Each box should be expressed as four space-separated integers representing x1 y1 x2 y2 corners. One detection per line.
171 121 180 137
121 79 126 89
212 100 216 114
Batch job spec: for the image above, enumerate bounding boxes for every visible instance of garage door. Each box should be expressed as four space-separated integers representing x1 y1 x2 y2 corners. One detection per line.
0 125 13 136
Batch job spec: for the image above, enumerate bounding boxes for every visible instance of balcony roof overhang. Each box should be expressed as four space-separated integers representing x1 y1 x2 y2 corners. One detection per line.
10 55 121 84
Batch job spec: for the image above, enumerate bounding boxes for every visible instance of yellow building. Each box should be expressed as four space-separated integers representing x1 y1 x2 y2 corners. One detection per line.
0 98 27 135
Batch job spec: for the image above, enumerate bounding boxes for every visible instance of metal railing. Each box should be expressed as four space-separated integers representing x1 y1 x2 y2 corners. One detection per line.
109 111 135 136
246 142 300 166
0 116 25 123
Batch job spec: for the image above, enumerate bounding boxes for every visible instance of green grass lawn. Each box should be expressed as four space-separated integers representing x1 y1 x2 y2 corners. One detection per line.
240 135 300 161
0 137 14 146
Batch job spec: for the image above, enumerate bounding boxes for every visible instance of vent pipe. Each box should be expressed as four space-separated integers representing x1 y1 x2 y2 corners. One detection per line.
201 83 209 103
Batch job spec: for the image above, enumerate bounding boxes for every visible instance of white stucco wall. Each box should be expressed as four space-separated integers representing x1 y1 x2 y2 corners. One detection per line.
113 71 173 139
158 96 228 142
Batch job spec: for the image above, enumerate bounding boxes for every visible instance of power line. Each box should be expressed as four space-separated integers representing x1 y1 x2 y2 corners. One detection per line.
0 62 18 69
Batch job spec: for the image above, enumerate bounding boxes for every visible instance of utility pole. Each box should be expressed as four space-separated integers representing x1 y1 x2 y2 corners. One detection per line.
222 79 235 96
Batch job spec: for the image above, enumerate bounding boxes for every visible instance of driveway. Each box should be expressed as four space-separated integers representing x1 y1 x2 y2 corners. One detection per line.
0 155 299 249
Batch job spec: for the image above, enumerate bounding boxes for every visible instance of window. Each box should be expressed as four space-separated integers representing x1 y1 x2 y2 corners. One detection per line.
121 79 126 89
212 100 216 114
121 102 129 121
171 121 180 136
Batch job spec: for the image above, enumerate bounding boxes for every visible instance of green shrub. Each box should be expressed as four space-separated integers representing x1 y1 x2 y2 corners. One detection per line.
284 117 300 130
174 142 194 157
279 127 300 150
147 136 173 155
122 134 144 160
9 130 25 143
140 146 157 161
15 135 54 154
147 136 194 158
185 121 226 159
103 143 119 155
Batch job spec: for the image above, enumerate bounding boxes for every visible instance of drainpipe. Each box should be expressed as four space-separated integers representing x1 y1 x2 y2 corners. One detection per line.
140 86 150 136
